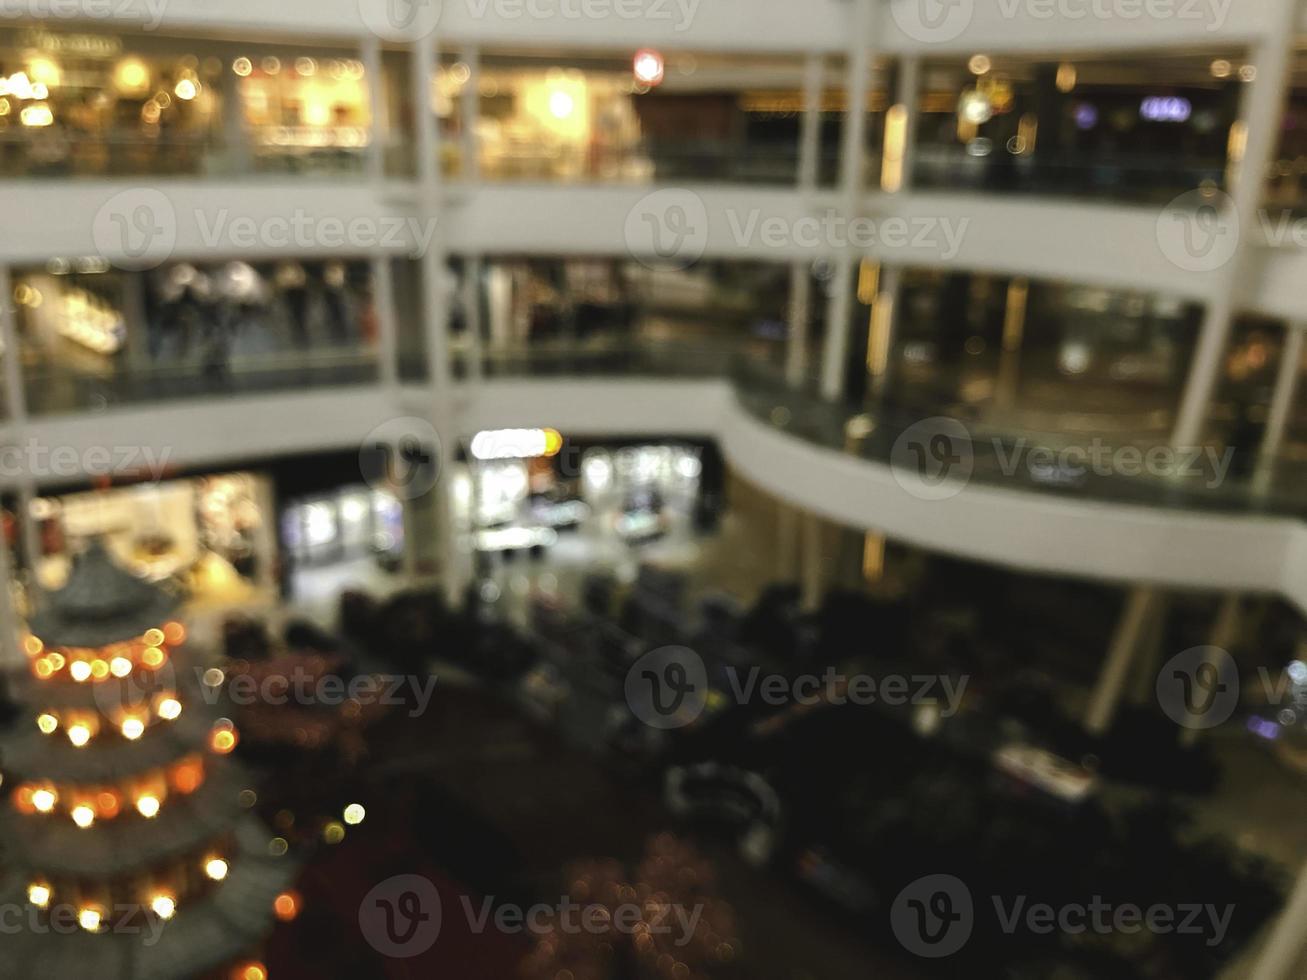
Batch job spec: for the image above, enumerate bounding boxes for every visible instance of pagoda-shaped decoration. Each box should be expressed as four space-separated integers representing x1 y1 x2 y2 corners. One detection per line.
0 540 294 980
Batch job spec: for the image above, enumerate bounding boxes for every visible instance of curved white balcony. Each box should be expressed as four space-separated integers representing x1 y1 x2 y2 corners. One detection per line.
6 360 1305 613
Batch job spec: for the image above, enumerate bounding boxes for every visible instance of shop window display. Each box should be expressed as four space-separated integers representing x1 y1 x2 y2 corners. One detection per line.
29 473 274 604
0 28 388 178
479 257 791 372
471 51 832 184
15 259 379 413
912 52 1240 202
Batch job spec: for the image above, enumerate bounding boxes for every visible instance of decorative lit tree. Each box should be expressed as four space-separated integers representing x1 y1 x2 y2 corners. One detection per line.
0 540 294 979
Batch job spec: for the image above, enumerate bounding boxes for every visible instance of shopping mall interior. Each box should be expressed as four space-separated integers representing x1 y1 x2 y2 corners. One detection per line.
4 1 1307 978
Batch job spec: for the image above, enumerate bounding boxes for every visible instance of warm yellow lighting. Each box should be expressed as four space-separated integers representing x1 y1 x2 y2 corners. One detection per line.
868 287 896 378
863 532 886 583
1002 278 1029 352
47 652 65 670
856 260 880 306
26 56 60 88
71 804 96 828
70 661 91 682
548 89 575 119
78 906 103 932
27 883 51 908
174 78 198 101
233 57 252 77
113 57 150 96
203 668 225 688
32 789 57 813
881 103 907 192
23 635 43 657
343 803 366 825
142 647 165 669
36 714 57 735
235 964 267 980
90 659 110 680
323 821 346 844
1055 62 1077 93
158 698 182 721
110 656 133 678
121 718 145 741
143 628 165 646
67 723 91 747
295 57 317 76
210 729 237 754
150 894 177 920
1210 58 1232 79
205 857 230 881
968 54 991 75
136 795 161 819
19 102 53 127
1015 113 1038 156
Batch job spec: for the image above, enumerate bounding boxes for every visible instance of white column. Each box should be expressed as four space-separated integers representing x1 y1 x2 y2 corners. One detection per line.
462 256 484 379
1250 856 1307 980
0 511 21 670
372 257 399 389
459 46 480 181
0 266 24 425
786 53 824 387
1085 586 1159 736
1172 11 1296 448
786 268 813 387
362 36 387 181
219 61 252 175
1253 323 1304 496
819 0 874 401
894 55 921 191
800 513 824 612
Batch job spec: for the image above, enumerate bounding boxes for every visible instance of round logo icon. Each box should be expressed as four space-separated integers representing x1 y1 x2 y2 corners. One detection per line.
360 417 443 500
92 188 176 271
358 0 442 42
890 417 974 501
625 645 709 730
359 874 442 957
1155 189 1240 273
890 0 975 43
891 874 973 958
624 189 709 270
1157 645 1239 730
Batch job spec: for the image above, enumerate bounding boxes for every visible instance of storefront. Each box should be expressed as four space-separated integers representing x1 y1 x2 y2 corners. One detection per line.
0 26 384 178
455 429 712 560
30 472 274 605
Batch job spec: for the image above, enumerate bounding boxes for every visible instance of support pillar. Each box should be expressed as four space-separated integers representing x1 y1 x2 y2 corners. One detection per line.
1085 586 1160 736
820 0 874 402
1253 323 1304 496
